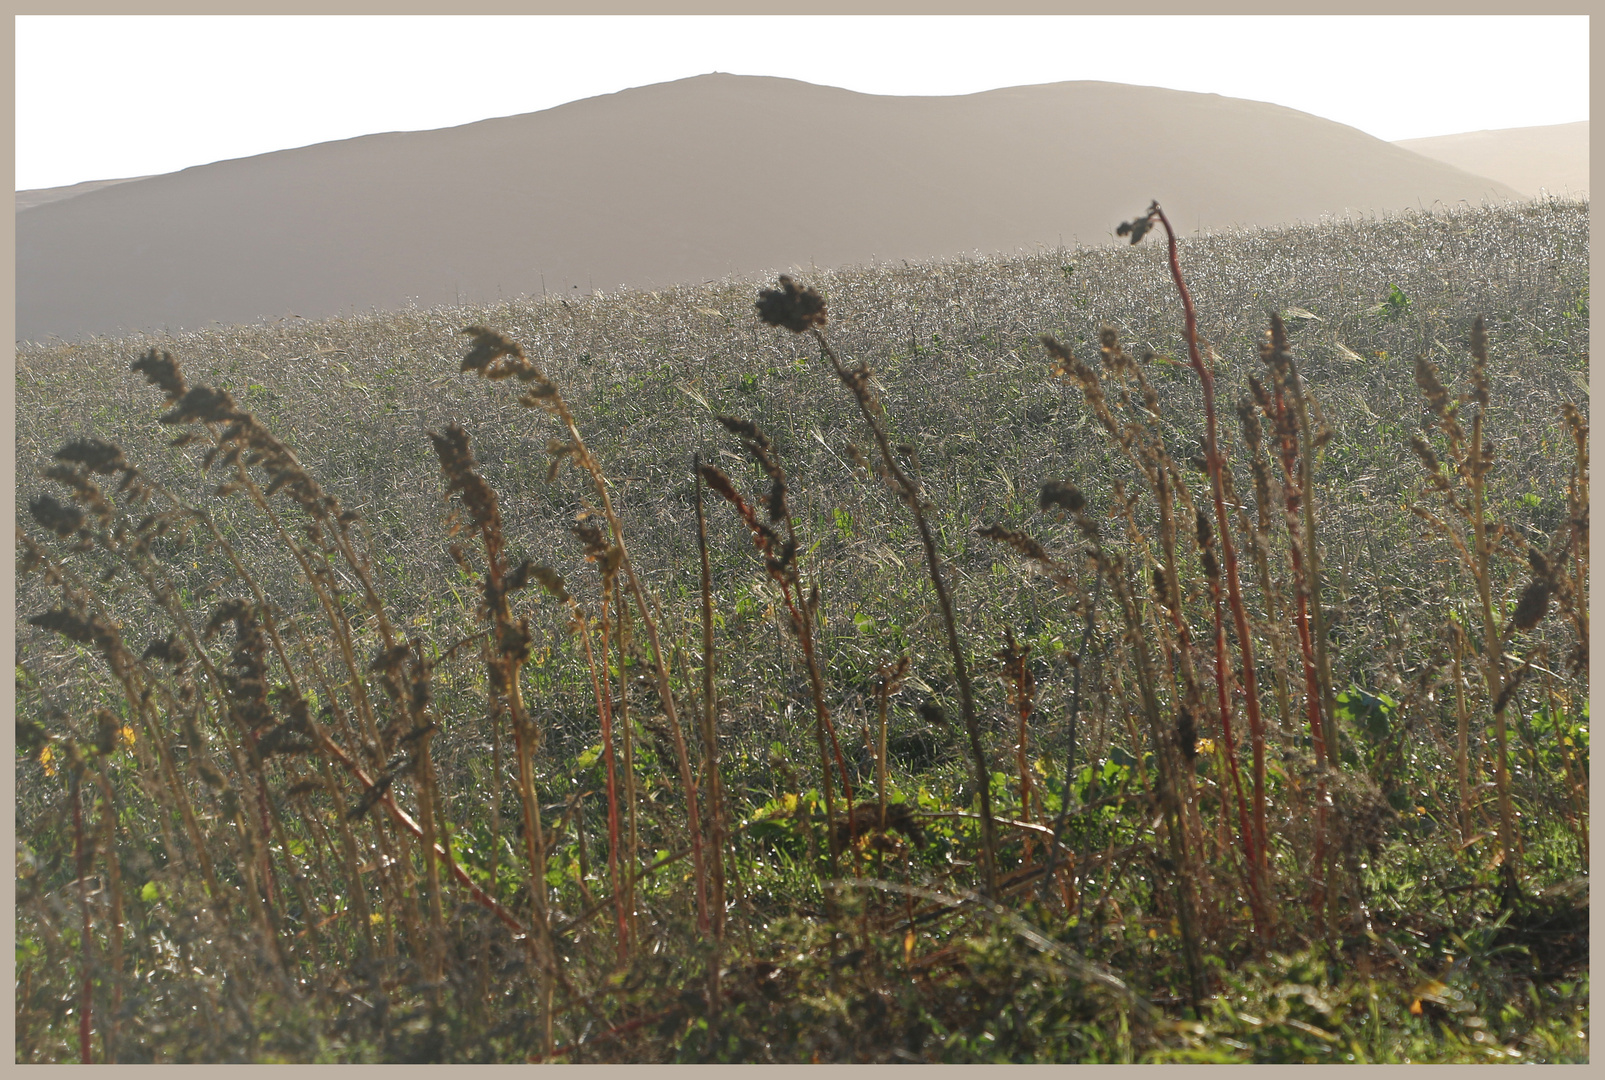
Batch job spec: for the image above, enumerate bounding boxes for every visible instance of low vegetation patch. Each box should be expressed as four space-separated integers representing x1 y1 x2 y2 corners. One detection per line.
15 196 1588 1062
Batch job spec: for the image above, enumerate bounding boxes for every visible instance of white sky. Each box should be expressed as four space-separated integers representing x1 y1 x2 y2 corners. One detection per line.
16 14 1591 192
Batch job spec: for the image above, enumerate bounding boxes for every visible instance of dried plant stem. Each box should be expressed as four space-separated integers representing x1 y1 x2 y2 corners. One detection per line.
1467 409 1519 891
26 534 231 919
615 590 641 952
1148 203 1270 936
309 723 533 937
1450 625 1475 846
1284 357 1340 760
1278 396 1331 923
693 458 728 947
1562 405 1589 668
584 589 629 963
71 767 94 1064
997 629 1039 867
698 457 852 886
547 382 710 935
86 763 124 1060
1108 558 1206 1011
411 729 448 982
811 326 1000 899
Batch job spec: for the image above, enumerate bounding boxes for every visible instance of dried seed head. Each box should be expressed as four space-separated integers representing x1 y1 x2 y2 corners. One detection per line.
141 635 189 668
845 442 872 474
55 438 128 476
1151 567 1173 609
531 565 570 603
504 558 535 593
161 386 241 426
976 524 1053 567
1039 480 1086 516
1259 318 1294 381
1470 315 1488 365
1176 706 1198 760
1408 435 1452 492
697 463 743 508
875 656 911 696
765 480 787 523
1510 579 1552 631
1115 203 1159 245
1236 394 1262 452
1040 334 1077 379
716 414 765 447
1414 355 1451 418
30 607 117 653
429 423 501 533
498 617 533 666
1267 313 1289 356
94 709 119 755
1248 374 1274 416
369 642 412 673
131 348 187 403
1098 327 1131 371
571 517 609 560
755 275 827 333
461 326 535 380
29 493 84 537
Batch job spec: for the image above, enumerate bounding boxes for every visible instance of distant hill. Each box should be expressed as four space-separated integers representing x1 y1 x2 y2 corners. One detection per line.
16 73 1524 342
1394 121 1587 200
15 175 155 213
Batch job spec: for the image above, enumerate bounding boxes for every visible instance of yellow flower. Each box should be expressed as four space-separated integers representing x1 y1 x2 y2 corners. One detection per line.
39 745 56 777
120 725 137 749
1194 737 1216 757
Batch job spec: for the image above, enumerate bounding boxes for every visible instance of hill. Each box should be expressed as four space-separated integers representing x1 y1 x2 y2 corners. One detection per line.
16 73 1522 342
1395 121 1588 199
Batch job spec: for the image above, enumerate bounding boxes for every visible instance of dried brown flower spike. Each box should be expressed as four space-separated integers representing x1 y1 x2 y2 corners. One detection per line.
755 275 827 333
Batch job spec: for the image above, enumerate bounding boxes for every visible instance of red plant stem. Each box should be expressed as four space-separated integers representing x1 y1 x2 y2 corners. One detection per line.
1153 205 1270 935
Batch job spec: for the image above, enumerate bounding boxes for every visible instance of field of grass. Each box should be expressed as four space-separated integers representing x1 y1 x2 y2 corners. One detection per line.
14 196 1588 1062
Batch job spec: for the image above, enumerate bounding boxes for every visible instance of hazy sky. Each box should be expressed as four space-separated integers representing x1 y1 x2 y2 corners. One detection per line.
16 14 1590 191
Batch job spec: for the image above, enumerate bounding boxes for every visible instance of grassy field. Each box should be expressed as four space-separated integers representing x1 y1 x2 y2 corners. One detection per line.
14 196 1588 1062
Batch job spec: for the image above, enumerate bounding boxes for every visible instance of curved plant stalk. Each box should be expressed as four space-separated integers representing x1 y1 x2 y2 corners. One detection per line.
752 278 1001 899
458 327 710 935
429 421 563 1052
1119 201 1270 937
697 451 854 886
563 522 629 961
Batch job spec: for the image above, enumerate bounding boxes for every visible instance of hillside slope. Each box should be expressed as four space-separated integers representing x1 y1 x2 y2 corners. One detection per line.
17 73 1522 342
1395 121 1588 199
